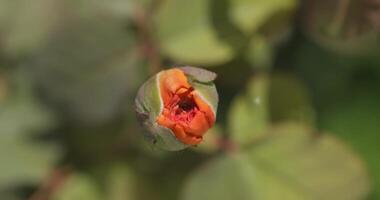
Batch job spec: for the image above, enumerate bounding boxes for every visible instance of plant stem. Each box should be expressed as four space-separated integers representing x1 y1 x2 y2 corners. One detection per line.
29 167 71 200
132 1 163 74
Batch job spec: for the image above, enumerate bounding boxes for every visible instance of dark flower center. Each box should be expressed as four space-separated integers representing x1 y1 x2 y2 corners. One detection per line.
165 87 199 123
178 98 196 111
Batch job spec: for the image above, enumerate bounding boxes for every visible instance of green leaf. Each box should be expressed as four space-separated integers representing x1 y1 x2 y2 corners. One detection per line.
71 0 153 21
320 92 380 199
51 174 103 200
84 0 136 19
0 192 21 200
0 75 60 188
0 129 58 188
28 17 143 125
106 164 136 200
181 153 257 200
228 75 269 146
0 0 62 57
269 74 315 126
245 123 371 199
0 74 9 104
183 123 371 200
154 0 234 65
228 0 297 34
245 35 273 70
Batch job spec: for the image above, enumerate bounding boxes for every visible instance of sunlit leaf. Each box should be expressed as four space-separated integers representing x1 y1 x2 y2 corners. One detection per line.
51 173 102 200
228 73 314 146
229 0 297 34
154 0 234 65
246 123 371 200
106 164 136 200
182 123 371 200
228 75 269 146
245 35 273 70
181 153 257 200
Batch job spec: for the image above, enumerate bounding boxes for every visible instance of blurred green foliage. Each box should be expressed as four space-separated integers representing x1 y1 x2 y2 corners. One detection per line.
0 0 379 199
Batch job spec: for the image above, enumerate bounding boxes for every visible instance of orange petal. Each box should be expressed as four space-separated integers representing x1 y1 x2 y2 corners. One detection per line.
159 69 191 103
173 124 201 145
156 115 175 128
193 93 216 126
185 111 209 136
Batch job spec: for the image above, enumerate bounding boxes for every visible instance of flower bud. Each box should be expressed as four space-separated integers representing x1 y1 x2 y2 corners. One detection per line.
135 67 218 151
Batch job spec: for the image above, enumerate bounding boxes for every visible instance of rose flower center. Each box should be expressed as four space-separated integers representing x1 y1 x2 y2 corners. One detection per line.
156 69 215 145
165 88 198 123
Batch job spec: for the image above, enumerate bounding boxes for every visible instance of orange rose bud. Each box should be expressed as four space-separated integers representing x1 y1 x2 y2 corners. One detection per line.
135 66 218 151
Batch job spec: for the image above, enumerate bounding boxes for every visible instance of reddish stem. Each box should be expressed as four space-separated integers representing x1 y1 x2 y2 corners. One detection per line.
29 167 71 200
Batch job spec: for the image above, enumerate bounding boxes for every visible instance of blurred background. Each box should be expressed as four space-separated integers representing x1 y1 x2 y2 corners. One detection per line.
0 0 379 199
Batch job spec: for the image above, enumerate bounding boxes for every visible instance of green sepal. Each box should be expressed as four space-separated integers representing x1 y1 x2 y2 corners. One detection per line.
180 66 219 115
180 66 217 83
191 81 218 116
135 73 188 151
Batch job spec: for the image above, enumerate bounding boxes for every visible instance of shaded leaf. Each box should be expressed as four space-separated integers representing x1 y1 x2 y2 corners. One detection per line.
0 70 60 188
269 74 315 126
28 17 143 125
321 92 380 199
0 0 64 57
0 72 10 105
154 0 234 65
